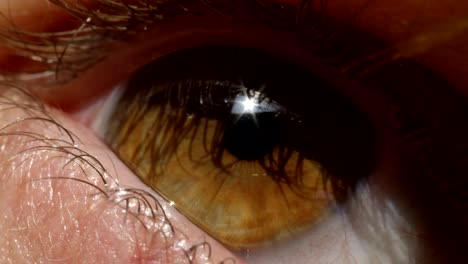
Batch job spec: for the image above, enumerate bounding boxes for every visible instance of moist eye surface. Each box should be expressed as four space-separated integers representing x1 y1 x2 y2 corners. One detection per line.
104 45 376 249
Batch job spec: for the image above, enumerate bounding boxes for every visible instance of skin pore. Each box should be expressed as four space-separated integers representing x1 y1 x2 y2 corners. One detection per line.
0 0 467 263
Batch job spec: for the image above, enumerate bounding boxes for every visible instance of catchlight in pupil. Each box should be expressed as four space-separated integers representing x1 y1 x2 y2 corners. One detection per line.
240 97 255 112
105 46 376 249
227 92 283 161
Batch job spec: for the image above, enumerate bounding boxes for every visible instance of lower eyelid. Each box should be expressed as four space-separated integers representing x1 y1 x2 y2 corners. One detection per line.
53 110 244 263
0 88 243 263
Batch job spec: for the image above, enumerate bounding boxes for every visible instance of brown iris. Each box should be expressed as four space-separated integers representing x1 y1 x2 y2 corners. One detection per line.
105 46 375 249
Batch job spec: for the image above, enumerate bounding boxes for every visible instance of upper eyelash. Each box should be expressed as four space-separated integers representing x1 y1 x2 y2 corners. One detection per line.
0 0 465 87
0 0 177 84
107 79 349 201
0 0 308 84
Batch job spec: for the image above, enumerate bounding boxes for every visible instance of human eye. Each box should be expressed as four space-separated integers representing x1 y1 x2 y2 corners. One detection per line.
101 44 377 250
1 0 467 263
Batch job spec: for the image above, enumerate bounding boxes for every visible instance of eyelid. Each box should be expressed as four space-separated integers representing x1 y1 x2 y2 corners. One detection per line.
0 0 70 31
40 14 315 109
41 14 391 130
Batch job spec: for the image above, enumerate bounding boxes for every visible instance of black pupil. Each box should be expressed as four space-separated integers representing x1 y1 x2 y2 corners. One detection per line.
224 113 280 161
120 45 377 190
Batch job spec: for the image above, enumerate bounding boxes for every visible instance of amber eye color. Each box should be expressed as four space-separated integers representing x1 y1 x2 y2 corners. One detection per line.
104 46 376 249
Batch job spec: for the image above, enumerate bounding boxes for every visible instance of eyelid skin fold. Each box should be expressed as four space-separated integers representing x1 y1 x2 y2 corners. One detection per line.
4 0 466 102
0 86 244 263
38 13 329 110
41 12 392 129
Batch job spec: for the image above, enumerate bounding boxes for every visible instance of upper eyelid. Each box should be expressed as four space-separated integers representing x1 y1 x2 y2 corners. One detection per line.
2 0 457 136
1 0 465 96
0 0 300 84
1 1 464 132
0 0 412 84
0 5 383 117
0 1 360 112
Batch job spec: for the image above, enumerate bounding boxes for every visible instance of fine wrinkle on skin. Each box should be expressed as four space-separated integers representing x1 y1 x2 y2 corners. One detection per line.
0 85 219 263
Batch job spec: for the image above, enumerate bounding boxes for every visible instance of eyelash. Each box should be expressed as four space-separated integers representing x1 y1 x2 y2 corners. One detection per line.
2 1 455 199
107 79 311 186
0 0 308 86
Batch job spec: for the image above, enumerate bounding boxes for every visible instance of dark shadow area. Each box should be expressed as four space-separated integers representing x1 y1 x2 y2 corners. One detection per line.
120 45 377 203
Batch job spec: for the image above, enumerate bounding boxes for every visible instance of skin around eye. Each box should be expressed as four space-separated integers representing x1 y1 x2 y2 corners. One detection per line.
0 87 244 263
101 45 378 250
1 0 468 263
295 0 468 96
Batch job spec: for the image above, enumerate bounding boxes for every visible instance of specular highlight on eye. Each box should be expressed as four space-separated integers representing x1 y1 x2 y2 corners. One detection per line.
104 46 376 249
